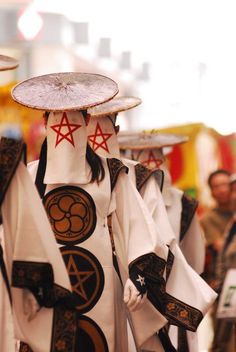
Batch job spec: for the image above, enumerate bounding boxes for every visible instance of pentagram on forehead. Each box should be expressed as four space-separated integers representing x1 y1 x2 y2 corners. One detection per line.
88 122 113 153
50 112 81 147
141 150 162 168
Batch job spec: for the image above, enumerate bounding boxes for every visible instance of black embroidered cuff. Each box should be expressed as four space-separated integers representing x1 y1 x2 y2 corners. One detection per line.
12 261 76 309
129 252 166 283
165 293 203 332
12 260 54 307
129 266 147 296
128 251 203 331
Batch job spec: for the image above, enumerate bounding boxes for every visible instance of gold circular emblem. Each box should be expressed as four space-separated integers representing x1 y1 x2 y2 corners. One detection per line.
61 246 104 314
44 186 97 245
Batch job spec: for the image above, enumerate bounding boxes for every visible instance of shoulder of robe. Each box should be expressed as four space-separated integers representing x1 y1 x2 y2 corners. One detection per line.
0 137 26 206
134 163 164 192
106 157 129 192
180 193 198 242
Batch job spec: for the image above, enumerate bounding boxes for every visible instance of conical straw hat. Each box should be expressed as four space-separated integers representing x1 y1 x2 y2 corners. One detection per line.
0 55 19 71
118 132 189 150
11 72 118 111
88 96 141 117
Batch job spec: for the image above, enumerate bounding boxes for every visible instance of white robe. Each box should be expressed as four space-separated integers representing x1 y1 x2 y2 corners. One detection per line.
29 157 171 352
87 116 215 351
87 116 167 351
163 185 205 275
161 166 206 352
1 161 73 352
122 159 216 352
29 108 175 351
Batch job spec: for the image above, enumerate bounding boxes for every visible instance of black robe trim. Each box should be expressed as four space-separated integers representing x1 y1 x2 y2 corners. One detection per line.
0 137 26 304
135 163 164 192
107 157 128 192
0 137 26 206
180 194 198 242
129 252 203 331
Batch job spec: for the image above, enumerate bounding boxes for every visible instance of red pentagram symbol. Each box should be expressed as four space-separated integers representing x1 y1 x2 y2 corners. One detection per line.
142 151 162 168
88 122 113 153
50 112 81 147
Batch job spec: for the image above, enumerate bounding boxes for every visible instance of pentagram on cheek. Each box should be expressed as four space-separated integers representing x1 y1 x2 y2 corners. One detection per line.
50 112 81 147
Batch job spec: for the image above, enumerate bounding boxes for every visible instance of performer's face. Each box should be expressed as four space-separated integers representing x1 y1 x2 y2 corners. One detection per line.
210 173 231 206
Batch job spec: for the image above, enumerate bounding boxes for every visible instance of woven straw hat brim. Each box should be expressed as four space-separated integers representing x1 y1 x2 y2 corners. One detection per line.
87 96 142 117
11 72 118 111
0 55 19 71
118 133 189 150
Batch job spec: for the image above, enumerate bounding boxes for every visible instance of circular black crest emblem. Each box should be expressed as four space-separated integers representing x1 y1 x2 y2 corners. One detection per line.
43 186 97 245
60 246 104 314
77 316 108 352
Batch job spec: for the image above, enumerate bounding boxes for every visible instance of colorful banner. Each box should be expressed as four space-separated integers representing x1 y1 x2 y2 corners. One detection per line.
150 123 205 197
0 82 45 161
217 133 236 173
